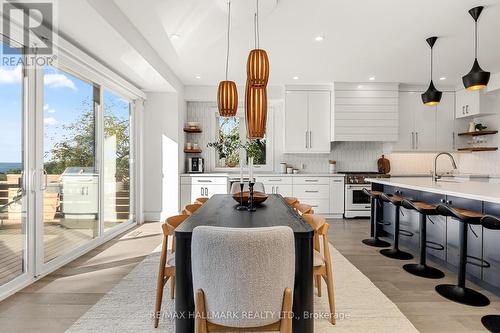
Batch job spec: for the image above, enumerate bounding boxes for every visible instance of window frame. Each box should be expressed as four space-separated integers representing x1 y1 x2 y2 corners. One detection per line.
211 107 274 172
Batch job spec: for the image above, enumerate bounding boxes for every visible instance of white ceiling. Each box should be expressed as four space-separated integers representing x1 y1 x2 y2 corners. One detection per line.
114 0 500 88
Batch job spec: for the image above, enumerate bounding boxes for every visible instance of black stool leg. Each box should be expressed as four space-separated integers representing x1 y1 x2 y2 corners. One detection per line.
403 213 445 279
482 315 500 332
380 205 413 260
362 197 390 248
435 221 490 306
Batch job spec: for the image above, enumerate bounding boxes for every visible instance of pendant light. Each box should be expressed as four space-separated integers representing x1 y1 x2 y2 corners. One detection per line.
245 0 268 139
247 0 269 88
217 0 238 117
421 36 442 106
462 6 490 91
245 80 267 139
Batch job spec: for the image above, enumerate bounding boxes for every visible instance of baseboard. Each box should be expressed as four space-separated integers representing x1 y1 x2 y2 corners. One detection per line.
143 211 161 222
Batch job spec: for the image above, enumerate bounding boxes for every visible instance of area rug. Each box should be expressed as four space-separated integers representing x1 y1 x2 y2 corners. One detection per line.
66 243 418 333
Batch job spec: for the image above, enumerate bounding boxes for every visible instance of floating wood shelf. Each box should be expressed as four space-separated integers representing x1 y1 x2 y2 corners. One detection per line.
458 130 498 137
183 127 202 133
184 148 202 153
457 147 498 152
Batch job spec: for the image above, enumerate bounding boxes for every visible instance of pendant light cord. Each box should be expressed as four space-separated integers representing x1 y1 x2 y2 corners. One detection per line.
430 46 433 80
474 19 478 59
225 0 231 80
254 0 260 49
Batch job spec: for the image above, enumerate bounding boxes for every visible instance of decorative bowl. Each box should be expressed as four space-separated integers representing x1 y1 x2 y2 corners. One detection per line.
232 191 268 205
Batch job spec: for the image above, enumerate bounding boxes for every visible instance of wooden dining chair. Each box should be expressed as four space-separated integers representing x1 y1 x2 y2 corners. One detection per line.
192 226 295 333
183 203 202 215
284 197 299 207
154 214 189 328
194 197 209 205
302 214 336 325
294 203 314 215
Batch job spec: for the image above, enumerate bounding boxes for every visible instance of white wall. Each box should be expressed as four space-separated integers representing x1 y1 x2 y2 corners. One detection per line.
143 92 182 221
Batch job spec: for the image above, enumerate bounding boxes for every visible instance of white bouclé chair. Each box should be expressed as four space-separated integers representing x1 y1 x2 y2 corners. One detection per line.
191 226 295 333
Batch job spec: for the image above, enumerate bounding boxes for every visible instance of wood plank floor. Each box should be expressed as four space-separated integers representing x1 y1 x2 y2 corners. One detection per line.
0 219 498 332
329 218 500 333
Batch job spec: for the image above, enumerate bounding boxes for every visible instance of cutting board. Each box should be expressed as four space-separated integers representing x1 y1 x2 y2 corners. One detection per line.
377 155 390 174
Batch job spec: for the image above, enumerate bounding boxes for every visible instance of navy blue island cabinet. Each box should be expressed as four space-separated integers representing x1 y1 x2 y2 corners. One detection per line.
372 182 500 295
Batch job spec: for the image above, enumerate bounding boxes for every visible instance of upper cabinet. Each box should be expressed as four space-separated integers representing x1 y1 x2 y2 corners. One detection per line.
333 83 399 141
455 88 500 119
284 88 331 153
394 88 456 152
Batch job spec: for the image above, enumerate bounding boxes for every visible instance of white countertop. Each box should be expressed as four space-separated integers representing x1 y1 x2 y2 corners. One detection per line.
366 177 500 204
181 172 345 177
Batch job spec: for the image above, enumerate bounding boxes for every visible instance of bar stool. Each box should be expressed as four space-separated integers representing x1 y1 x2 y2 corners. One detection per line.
294 203 314 215
400 199 445 279
480 215 500 332
361 188 390 248
379 193 414 260
435 204 489 306
195 197 209 205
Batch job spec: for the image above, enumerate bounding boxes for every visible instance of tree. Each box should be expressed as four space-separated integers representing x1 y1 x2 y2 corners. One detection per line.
44 100 130 182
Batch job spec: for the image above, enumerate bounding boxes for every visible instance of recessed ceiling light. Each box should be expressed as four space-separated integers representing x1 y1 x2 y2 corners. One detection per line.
369 76 376 81
293 76 299 80
439 77 447 80
195 75 201 79
315 35 324 42
169 34 181 40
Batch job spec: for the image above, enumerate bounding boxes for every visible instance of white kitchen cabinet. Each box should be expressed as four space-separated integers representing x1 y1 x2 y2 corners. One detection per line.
436 92 456 151
255 176 293 197
329 177 345 216
284 89 331 153
334 83 399 141
394 89 456 152
455 88 500 119
292 177 330 214
180 176 228 210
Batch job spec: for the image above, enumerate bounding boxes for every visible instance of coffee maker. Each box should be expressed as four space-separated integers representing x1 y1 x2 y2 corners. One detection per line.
188 157 204 173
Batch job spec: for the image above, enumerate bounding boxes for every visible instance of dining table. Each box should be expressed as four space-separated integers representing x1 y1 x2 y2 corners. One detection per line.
174 194 314 333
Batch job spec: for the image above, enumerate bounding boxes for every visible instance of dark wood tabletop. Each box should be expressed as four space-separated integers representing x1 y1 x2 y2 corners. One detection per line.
175 194 314 238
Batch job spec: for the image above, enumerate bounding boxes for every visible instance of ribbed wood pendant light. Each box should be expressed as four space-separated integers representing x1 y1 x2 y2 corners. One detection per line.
245 81 267 139
245 0 268 139
217 0 238 117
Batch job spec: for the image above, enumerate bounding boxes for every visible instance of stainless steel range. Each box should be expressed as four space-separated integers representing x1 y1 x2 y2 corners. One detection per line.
341 172 390 218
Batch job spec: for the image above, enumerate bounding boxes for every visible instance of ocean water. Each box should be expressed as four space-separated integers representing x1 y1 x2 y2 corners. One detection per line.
0 162 22 173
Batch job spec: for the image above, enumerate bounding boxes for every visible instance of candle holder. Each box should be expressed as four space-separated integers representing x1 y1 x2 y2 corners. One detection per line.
247 181 256 212
236 182 247 211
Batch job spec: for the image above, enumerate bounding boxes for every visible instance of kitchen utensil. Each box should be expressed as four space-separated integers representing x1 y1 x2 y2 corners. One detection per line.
293 169 299 174
280 163 287 174
377 155 390 174
287 167 293 174
329 160 336 174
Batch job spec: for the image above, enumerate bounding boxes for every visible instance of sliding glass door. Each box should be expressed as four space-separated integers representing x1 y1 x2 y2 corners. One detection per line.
103 90 132 231
0 42 28 288
40 66 99 264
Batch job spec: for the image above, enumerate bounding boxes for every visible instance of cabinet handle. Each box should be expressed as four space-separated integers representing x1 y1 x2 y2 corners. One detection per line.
465 105 469 114
305 131 308 148
201 187 204 196
305 179 319 182
305 190 319 193
415 132 419 149
205 187 208 196
197 180 212 183
276 186 279 193
462 106 465 115
452 132 455 149
271 186 275 194
309 131 312 148
268 179 282 182
411 132 415 149
333 179 342 182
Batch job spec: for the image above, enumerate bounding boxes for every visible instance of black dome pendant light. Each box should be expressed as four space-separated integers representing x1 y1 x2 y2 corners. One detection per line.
421 36 442 106
462 6 490 91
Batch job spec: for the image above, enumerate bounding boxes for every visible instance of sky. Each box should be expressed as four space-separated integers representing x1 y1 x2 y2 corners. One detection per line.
0 43 130 164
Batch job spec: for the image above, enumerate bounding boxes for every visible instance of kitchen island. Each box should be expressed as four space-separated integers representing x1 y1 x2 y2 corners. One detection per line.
366 177 500 295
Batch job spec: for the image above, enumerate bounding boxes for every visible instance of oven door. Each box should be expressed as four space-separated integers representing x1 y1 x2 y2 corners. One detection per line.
345 184 371 214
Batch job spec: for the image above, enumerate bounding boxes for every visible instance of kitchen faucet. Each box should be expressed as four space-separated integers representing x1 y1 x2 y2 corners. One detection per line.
433 152 458 182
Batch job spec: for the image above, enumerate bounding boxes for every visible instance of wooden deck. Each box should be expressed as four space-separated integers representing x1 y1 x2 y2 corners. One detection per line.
0 223 94 286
